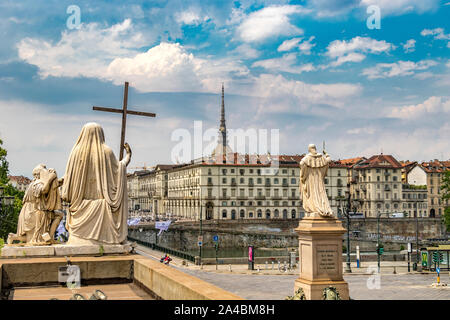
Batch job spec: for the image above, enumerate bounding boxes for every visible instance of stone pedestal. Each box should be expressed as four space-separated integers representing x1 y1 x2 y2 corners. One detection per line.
294 217 349 300
1 243 133 258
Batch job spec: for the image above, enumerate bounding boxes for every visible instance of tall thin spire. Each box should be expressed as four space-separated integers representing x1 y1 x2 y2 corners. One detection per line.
219 82 227 148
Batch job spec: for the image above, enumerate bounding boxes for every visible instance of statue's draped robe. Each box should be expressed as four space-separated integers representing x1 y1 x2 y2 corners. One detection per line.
62 123 128 244
300 153 333 217
16 171 62 243
16 180 38 238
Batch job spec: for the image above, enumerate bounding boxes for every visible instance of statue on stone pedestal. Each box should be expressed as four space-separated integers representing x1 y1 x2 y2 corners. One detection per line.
299 144 333 218
7 164 63 245
61 122 131 245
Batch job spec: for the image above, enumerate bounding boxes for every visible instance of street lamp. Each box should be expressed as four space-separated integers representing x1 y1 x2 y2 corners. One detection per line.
337 187 353 273
198 185 203 265
376 212 390 273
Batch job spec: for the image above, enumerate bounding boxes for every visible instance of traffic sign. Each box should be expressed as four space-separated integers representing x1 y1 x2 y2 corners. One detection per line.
198 241 203 247
436 267 440 274
213 235 219 242
198 236 203 242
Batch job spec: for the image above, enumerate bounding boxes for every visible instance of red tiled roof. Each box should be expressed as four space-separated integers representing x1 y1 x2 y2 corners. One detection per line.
354 154 402 169
420 160 450 173
338 157 366 167
8 175 32 185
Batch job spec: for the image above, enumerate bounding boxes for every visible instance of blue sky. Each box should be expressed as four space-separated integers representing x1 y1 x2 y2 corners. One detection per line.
0 0 449 176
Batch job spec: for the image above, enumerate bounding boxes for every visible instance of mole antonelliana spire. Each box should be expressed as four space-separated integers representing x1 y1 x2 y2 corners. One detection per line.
219 82 227 149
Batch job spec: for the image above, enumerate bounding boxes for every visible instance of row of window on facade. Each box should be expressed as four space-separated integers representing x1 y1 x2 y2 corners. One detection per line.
219 188 298 197
166 200 300 207
212 168 297 176
359 175 399 182
208 176 297 185
220 208 302 219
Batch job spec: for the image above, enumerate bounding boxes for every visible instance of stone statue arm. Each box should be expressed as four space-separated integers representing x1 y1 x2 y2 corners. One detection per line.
42 171 57 195
122 142 132 166
323 151 331 164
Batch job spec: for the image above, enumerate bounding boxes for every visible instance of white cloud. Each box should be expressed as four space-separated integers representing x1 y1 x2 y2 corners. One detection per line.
298 36 316 55
308 0 439 18
175 9 207 25
389 96 450 119
233 44 261 59
326 36 394 67
421 27 450 47
277 37 302 52
252 53 315 74
106 42 249 92
347 127 376 135
249 74 362 110
360 0 440 16
277 36 316 54
17 20 249 93
237 5 307 42
17 19 147 79
402 39 416 53
414 72 434 80
331 52 366 67
362 60 437 79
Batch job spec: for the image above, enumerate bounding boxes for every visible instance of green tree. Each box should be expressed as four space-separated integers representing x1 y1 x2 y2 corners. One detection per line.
442 170 450 232
0 138 9 184
0 138 24 240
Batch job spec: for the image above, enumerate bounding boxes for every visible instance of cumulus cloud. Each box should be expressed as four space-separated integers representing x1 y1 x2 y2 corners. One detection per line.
421 27 450 47
17 20 249 93
106 42 249 92
17 19 146 78
237 5 307 42
233 44 261 59
277 37 303 52
389 96 450 119
403 39 416 53
298 36 316 55
252 53 315 74
362 60 437 79
175 8 207 25
249 73 362 110
326 36 394 67
277 36 316 54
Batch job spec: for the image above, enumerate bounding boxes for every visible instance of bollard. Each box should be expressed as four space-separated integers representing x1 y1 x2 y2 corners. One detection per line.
265 261 268 270
393 266 396 274
272 261 274 270
229 264 232 272
200 263 203 270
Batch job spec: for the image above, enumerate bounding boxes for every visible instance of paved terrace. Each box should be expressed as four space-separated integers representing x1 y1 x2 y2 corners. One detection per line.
136 244 450 300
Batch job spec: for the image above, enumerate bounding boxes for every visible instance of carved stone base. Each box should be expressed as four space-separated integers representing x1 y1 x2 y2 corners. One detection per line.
0 243 133 258
294 216 350 300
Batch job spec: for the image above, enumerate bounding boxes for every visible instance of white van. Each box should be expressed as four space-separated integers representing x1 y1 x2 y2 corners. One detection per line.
390 212 405 218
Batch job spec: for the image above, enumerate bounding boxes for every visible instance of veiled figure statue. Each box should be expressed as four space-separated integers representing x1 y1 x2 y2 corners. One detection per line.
62 122 132 245
8 164 63 245
299 144 333 218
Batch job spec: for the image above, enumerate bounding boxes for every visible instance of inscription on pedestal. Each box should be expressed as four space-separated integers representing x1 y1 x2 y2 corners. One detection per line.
316 245 338 275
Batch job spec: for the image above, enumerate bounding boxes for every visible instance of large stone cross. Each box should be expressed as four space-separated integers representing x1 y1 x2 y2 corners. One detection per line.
93 81 156 160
